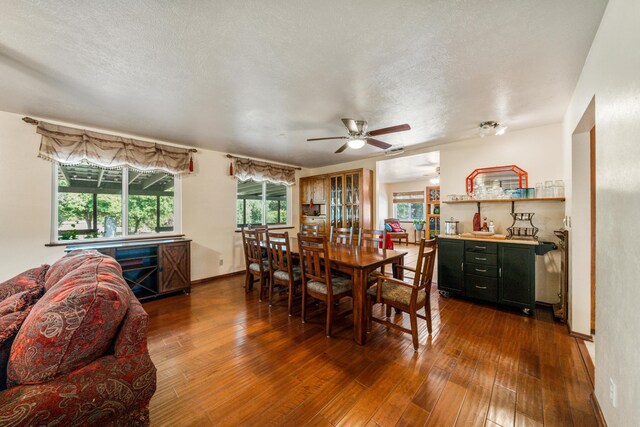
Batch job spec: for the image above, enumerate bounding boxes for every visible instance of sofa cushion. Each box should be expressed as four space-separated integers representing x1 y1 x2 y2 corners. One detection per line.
44 250 106 290
0 286 45 318
0 286 43 391
0 265 49 301
7 256 131 386
384 223 393 232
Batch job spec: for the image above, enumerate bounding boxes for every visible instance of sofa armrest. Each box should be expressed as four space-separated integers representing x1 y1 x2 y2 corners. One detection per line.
0 352 156 426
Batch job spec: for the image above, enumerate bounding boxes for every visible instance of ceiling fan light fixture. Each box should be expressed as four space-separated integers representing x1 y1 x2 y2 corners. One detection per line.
348 138 366 149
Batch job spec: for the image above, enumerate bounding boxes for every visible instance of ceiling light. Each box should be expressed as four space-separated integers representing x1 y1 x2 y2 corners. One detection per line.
348 138 366 149
479 121 508 137
430 177 440 185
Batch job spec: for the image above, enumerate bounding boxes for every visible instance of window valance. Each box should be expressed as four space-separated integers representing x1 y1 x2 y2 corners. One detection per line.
36 121 193 174
392 191 424 204
233 157 296 186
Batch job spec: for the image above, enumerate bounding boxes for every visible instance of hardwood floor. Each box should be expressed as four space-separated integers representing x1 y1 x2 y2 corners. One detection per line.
145 244 596 426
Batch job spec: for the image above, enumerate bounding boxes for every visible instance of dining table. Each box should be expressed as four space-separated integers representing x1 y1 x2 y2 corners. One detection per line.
279 236 408 345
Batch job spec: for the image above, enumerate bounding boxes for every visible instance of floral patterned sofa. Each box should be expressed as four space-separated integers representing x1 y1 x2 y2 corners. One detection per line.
0 250 156 426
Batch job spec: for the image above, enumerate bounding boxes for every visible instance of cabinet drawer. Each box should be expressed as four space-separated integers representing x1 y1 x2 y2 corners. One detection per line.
465 274 498 302
465 263 498 278
465 252 497 266
465 241 497 254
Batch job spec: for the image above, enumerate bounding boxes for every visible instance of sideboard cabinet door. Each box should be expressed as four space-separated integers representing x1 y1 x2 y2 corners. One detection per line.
159 242 191 293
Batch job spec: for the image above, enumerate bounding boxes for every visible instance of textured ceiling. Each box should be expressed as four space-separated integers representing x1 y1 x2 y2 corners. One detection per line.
0 0 606 167
378 152 440 184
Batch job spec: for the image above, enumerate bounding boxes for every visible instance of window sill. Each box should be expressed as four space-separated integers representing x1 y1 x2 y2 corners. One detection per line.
234 226 294 233
45 233 186 247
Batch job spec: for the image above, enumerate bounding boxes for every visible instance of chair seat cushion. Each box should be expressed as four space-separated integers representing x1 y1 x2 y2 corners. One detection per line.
274 266 302 282
249 260 269 273
367 280 425 306
307 276 352 295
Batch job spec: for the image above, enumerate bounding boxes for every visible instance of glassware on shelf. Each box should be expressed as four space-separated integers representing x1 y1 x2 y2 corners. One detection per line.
544 181 553 198
554 180 565 197
535 182 543 198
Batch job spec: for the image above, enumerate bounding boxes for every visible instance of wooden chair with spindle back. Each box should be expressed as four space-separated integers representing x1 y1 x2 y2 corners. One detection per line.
367 237 437 350
297 234 353 337
241 228 270 301
265 231 301 315
300 224 319 236
329 226 354 245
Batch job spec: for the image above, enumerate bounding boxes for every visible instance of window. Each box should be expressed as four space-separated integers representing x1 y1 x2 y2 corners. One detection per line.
53 164 180 242
392 191 425 221
236 180 289 228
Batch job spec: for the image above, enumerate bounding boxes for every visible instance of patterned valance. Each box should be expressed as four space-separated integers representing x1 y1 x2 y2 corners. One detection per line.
37 121 193 174
233 157 296 186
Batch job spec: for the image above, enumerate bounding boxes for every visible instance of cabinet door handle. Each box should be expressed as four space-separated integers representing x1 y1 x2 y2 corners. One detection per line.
461 262 464 272
475 268 487 273
475 257 487 261
499 267 502 277
475 246 487 250
475 285 487 290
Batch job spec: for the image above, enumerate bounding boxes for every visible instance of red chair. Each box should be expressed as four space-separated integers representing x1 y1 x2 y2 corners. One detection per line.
384 218 408 245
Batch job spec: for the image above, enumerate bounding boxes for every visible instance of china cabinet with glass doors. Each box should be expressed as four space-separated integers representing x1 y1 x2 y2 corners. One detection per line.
329 169 372 233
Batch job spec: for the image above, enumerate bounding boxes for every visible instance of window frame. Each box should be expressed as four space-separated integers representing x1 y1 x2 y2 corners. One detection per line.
235 180 292 229
392 202 426 222
50 163 182 243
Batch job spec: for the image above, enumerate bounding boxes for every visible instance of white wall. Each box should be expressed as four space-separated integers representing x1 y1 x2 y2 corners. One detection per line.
563 0 640 423
0 112 67 272
0 110 299 281
439 124 565 303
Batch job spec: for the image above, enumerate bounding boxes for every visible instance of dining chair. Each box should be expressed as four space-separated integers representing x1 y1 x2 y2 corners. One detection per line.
297 233 353 337
265 231 301 315
367 237 437 350
329 226 354 245
242 228 270 301
358 228 387 249
300 224 319 236
359 228 388 285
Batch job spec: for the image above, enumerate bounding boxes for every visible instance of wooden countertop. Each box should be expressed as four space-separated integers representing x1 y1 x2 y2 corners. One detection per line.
438 234 540 246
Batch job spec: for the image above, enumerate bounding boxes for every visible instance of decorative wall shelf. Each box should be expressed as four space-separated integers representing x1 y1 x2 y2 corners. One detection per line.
443 197 565 204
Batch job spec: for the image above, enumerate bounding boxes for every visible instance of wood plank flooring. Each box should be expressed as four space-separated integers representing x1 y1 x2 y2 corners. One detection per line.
145 245 596 426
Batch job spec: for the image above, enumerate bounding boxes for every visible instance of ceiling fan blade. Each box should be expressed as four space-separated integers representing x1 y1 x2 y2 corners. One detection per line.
368 123 411 136
341 118 359 133
335 143 349 154
367 138 392 150
307 136 348 141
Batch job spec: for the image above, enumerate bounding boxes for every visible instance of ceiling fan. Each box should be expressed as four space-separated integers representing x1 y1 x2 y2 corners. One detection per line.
307 118 411 154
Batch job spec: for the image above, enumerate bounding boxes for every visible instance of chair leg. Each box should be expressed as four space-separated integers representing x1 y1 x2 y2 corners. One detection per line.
268 278 274 306
366 295 373 332
425 296 433 334
245 272 252 293
301 286 307 323
325 297 333 337
386 304 392 317
288 283 294 316
409 309 419 351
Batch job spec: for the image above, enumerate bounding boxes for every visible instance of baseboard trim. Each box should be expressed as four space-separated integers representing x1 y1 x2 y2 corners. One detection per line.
569 329 593 342
191 270 244 285
566 322 593 341
576 339 595 388
590 392 607 427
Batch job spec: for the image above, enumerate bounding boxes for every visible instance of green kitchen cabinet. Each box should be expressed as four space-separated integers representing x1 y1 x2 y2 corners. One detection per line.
437 239 465 293
498 244 536 310
438 237 537 312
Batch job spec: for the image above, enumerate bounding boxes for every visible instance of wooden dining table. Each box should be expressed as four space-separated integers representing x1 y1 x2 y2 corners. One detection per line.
281 237 408 345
